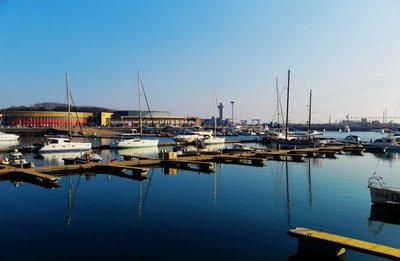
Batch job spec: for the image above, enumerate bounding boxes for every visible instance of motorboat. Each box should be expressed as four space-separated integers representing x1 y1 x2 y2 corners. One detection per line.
110 138 159 149
337 135 362 145
0 149 34 168
33 138 92 153
368 176 400 205
0 132 19 141
363 137 400 151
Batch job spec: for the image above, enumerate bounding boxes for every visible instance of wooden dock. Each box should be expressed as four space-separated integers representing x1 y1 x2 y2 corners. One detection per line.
0 145 368 188
289 227 400 260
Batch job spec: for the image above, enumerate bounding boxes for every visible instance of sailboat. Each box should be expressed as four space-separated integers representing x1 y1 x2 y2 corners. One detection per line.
110 71 159 148
34 74 92 153
203 87 225 145
272 70 322 149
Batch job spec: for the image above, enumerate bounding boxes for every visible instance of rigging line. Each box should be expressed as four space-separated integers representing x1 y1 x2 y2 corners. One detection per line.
279 83 286 125
139 77 158 135
372 157 382 176
394 100 400 121
68 88 87 142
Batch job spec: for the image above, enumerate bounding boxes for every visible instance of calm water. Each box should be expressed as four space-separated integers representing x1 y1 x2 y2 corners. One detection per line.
0 132 399 260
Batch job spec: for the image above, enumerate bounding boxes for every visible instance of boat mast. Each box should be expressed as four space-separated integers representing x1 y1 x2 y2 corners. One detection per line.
276 77 280 126
66 73 72 136
137 70 142 138
285 70 290 140
308 90 312 136
213 85 217 135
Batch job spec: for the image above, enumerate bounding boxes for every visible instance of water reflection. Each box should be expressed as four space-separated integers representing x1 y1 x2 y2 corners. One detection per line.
371 151 400 162
118 147 159 159
0 140 19 152
205 143 225 151
137 169 155 223
368 204 400 236
285 161 291 226
274 158 316 226
35 152 85 165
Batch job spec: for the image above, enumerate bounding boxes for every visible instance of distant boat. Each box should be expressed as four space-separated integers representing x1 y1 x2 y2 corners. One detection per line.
110 71 159 149
364 137 400 151
344 125 350 132
0 132 19 141
336 135 362 145
203 87 225 145
368 176 400 205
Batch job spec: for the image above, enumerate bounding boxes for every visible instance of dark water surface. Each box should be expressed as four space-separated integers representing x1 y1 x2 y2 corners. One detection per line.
0 132 399 260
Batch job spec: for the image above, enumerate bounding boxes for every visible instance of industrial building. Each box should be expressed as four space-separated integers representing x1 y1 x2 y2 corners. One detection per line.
2 110 201 127
4 111 93 127
112 110 201 126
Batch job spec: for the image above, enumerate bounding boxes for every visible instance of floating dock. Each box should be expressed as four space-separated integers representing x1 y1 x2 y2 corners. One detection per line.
289 227 400 260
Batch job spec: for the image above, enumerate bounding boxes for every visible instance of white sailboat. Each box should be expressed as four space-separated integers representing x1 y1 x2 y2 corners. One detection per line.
110 71 159 148
35 74 92 153
203 87 225 145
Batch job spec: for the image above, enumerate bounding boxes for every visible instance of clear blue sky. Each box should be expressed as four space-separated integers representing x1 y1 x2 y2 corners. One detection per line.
1 0 399 123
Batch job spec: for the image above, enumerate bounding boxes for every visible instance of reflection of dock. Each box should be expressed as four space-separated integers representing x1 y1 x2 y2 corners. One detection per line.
289 227 400 260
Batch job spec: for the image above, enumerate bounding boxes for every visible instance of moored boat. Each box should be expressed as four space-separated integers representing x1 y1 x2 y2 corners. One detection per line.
0 149 35 168
33 137 91 153
109 71 159 149
110 138 159 148
363 137 400 151
368 176 400 205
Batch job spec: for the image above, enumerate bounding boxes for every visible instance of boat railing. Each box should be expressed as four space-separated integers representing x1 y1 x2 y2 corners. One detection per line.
368 176 386 189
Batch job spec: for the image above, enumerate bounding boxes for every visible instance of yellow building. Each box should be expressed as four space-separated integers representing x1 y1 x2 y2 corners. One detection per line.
98 112 114 126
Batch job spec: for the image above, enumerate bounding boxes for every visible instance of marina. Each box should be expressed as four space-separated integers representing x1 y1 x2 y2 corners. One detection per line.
0 131 399 260
1 1 399 260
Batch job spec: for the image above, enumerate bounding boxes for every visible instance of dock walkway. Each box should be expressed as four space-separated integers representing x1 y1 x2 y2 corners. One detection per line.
289 227 400 260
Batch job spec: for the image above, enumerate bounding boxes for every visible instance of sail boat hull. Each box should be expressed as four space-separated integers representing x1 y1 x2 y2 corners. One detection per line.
203 137 226 145
272 139 321 149
110 138 159 148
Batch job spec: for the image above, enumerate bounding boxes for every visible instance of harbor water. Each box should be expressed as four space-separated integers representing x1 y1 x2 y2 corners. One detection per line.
0 132 400 260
